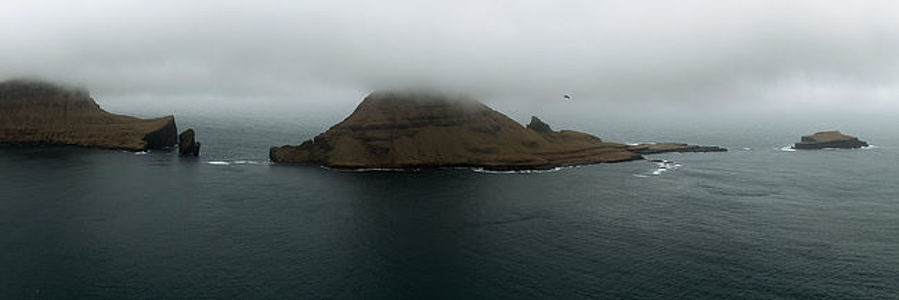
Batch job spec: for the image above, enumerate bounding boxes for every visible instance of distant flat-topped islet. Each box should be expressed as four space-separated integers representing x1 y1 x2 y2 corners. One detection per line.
270 91 726 170
793 131 868 150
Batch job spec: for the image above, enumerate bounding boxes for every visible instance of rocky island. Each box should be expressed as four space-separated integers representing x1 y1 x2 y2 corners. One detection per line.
793 131 868 150
271 91 726 170
0 79 177 151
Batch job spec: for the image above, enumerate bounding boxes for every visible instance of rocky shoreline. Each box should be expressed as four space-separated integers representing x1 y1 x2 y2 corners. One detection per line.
626 143 728 155
270 91 726 170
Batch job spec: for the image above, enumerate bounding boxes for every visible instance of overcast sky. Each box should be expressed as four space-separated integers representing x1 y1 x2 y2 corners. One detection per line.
2 0 899 113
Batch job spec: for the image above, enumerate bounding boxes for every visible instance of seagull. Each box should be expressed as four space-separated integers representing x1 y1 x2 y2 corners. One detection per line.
563 94 571 100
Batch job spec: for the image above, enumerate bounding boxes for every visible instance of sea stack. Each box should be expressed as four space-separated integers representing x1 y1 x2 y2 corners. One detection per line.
0 79 177 151
793 131 868 150
178 129 201 156
270 90 641 170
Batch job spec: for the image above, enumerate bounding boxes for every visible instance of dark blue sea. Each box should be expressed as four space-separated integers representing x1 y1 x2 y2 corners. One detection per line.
2 101 898 299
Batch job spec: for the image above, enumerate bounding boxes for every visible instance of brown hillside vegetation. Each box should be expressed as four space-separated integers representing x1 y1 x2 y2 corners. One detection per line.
270 91 642 170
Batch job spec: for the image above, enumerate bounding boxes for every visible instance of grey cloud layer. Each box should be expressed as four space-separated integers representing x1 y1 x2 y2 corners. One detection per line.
2 0 898 110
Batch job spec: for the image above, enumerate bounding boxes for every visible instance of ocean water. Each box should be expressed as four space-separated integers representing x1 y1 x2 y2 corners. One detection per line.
1 107 898 299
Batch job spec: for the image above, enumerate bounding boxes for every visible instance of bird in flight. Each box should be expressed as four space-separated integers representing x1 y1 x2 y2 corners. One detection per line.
563 94 571 101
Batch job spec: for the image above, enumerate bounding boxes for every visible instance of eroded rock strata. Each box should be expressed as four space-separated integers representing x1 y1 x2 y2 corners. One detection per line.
0 79 177 151
793 131 868 149
270 91 725 170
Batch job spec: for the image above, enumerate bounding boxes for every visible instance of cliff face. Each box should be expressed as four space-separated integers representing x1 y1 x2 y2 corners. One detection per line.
793 131 868 149
270 91 641 170
0 79 177 151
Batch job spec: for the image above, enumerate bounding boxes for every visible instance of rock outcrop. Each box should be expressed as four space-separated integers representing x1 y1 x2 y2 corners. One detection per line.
627 143 727 154
793 131 868 149
0 79 177 151
178 129 201 156
526 116 553 133
270 91 642 170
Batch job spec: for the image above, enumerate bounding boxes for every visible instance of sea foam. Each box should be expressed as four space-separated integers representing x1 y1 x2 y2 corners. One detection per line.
636 159 681 177
471 166 571 174
321 166 419 172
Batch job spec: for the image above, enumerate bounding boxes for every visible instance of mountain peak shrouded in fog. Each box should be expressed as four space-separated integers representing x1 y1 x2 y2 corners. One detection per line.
2 0 899 113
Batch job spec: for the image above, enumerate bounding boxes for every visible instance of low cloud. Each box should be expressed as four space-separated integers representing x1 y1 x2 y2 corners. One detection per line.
2 0 898 112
